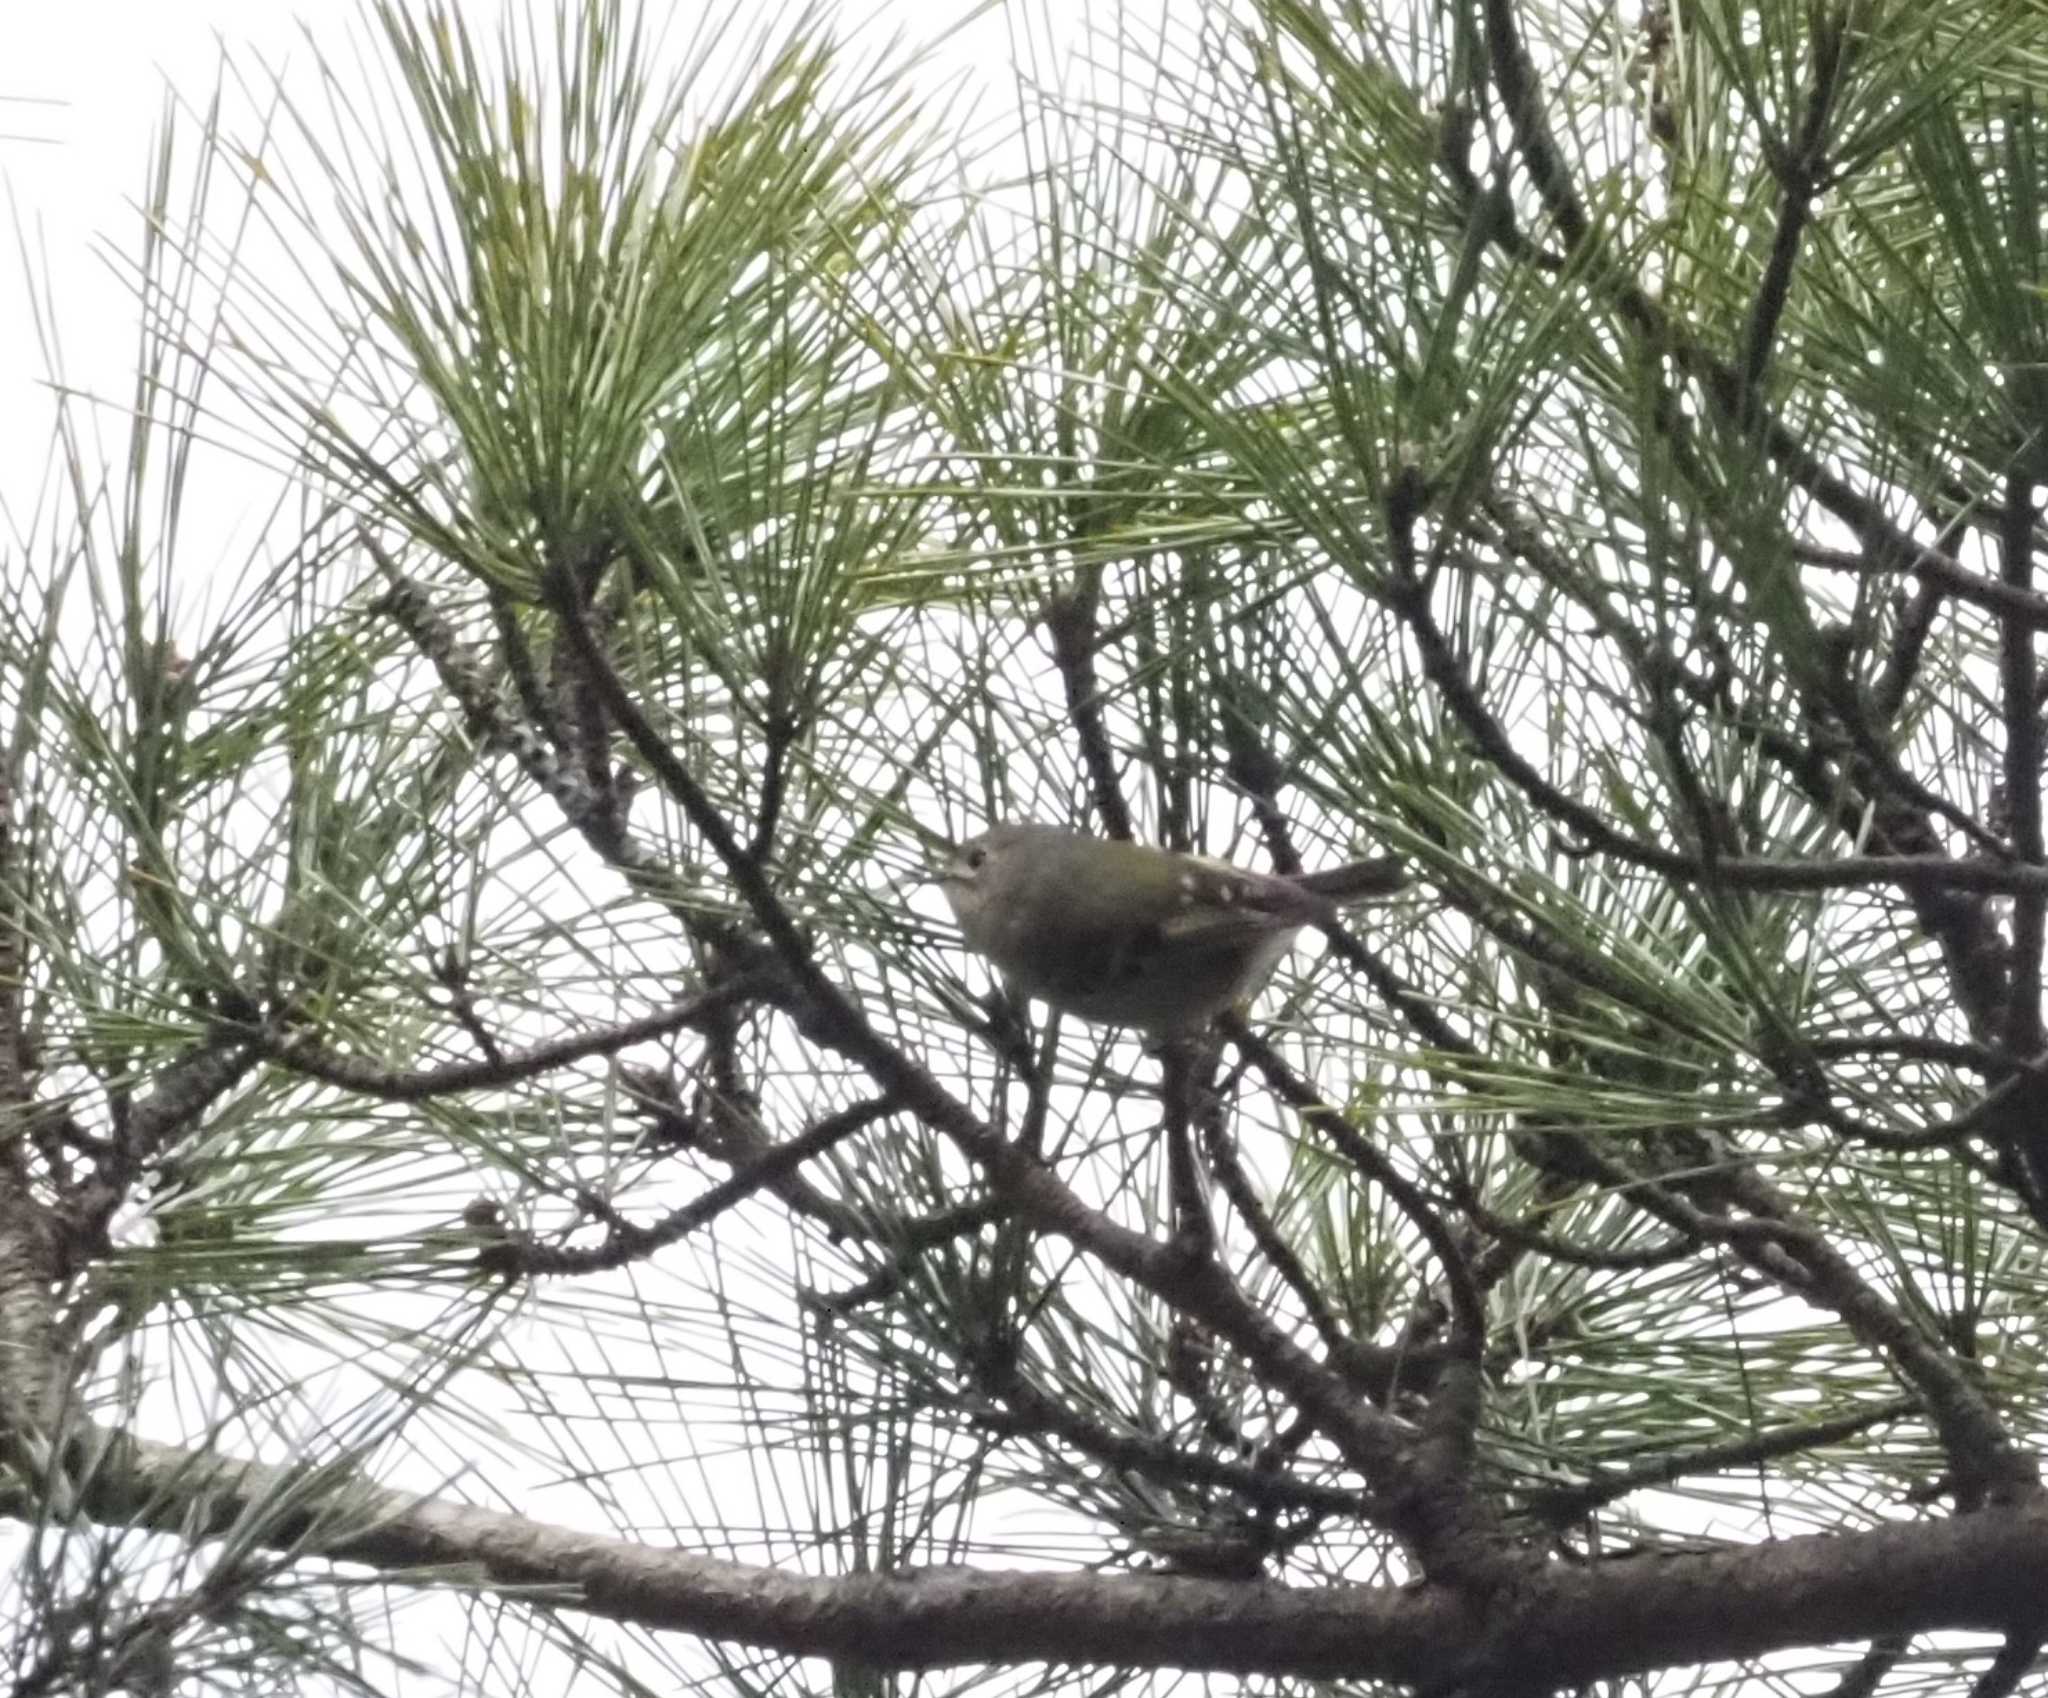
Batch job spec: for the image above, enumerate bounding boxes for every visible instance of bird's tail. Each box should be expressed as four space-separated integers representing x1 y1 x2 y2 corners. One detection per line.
1296 855 1408 904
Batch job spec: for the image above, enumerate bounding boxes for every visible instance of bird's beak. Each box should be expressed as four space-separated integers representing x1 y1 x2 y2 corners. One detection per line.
891 856 953 896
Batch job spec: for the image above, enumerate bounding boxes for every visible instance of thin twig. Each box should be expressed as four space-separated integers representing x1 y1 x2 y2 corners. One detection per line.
1045 585 1134 841
1519 1396 1919 1524
484 1098 897 1278
259 979 763 1103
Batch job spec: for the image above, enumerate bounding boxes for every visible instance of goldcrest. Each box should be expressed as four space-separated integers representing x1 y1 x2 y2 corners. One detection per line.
935 822 1405 1034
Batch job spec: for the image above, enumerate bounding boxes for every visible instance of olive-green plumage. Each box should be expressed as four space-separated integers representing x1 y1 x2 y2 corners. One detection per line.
936 822 1405 1034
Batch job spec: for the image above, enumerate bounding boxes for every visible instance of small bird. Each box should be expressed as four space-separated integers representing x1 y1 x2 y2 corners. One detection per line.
935 822 1406 1035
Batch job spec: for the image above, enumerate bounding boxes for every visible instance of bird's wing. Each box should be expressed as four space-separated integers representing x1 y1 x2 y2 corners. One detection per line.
1155 859 1331 944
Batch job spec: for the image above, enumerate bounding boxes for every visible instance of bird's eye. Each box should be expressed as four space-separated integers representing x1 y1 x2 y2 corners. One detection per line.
965 844 989 871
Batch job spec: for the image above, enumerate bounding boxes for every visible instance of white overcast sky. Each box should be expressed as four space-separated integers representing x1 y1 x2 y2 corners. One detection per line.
3 2 310 488
0 0 1054 539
